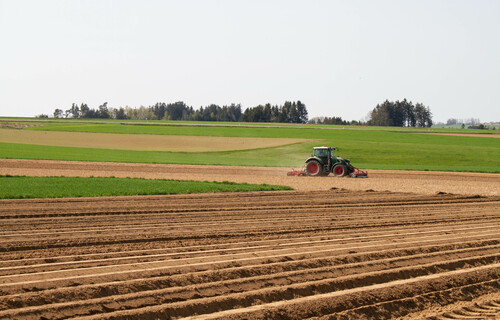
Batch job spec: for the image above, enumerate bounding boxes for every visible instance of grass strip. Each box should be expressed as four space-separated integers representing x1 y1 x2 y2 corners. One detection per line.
0 175 292 199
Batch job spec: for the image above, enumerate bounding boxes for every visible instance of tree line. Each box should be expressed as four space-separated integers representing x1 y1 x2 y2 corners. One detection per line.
49 101 309 124
45 98 434 127
309 116 352 125
367 99 432 127
240 101 308 123
309 99 433 127
446 118 480 126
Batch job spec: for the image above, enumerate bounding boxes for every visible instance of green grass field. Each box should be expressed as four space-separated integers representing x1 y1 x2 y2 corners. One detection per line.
2 116 500 133
0 175 291 199
1 119 499 173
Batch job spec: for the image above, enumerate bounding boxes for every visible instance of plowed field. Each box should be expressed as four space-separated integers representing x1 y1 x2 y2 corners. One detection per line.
1 189 499 319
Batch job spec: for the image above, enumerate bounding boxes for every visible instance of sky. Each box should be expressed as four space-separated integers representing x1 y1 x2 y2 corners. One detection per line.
1 0 499 123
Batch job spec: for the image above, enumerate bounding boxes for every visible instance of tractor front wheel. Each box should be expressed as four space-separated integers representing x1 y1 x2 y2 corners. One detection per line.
306 160 322 176
333 164 347 177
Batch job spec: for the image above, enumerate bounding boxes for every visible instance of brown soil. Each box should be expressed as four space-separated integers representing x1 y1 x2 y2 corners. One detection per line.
1 159 499 196
0 190 499 319
0 160 499 319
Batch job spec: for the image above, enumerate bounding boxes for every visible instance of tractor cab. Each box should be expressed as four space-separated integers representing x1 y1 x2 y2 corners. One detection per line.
313 147 334 160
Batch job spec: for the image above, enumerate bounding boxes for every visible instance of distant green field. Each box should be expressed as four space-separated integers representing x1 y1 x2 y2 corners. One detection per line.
2 117 500 133
0 175 291 199
1 119 499 173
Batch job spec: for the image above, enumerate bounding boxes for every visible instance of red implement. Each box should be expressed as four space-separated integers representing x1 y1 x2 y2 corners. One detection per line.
350 168 368 178
287 166 368 178
287 167 306 176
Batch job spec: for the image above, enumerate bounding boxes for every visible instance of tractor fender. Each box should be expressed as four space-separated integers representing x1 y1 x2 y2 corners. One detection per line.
333 159 354 174
305 156 323 164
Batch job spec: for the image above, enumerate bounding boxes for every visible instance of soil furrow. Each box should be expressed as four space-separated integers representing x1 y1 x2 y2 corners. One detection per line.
2 231 498 283
63 265 500 320
2 246 497 310
0 228 497 276
1 205 496 236
0 185 498 319
1 223 497 271
1 255 498 319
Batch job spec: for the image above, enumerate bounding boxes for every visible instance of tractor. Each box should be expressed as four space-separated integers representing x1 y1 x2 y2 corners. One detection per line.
303 146 367 177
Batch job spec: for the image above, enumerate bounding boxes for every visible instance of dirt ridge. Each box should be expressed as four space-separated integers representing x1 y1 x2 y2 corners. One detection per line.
0 190 499 319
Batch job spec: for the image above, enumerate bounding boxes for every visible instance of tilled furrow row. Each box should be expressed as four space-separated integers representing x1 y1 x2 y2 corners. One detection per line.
2 195 494 218
189 270 500 320
0 247 498 313
0 190 477 210
1 237 497 296
1 215 498 253
2 194 497 219
1 203 495 235
306 283 500 320
2 227 498 278
1 221 496 267
0 222 498 267
2 199 497 227
48 265 500 320
0 190 498 319
2 205 498 239
0 226 497 275
2 205 496 242
2 201 497 222
1 256 498 320
1 244 498 298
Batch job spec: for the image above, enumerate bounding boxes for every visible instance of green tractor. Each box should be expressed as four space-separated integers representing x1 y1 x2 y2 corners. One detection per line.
303 146 367 177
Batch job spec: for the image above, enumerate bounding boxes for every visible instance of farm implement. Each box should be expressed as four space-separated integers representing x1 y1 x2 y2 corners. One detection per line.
287 146 368 178
287 167 307 176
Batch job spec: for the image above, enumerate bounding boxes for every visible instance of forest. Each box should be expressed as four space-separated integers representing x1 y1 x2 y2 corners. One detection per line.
366 99 433 127
50 101 309 124
47 99 433 127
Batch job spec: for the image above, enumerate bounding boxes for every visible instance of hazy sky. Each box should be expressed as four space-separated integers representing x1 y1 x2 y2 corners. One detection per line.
1 0 499 122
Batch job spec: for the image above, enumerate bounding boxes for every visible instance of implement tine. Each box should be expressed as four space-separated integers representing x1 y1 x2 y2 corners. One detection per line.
350 168 368 178
287 166 306 176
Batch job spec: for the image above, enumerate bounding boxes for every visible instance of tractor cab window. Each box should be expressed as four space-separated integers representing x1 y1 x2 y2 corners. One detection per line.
314 148 328 158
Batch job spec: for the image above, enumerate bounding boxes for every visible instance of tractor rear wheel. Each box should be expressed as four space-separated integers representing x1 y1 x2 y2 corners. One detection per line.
333 164 347 177
306 160 322 176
